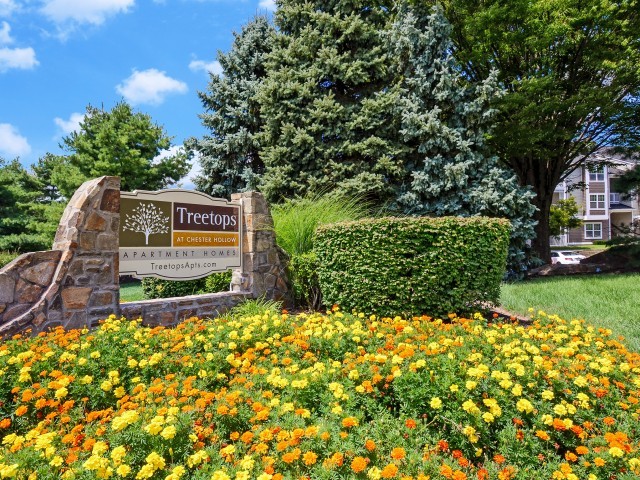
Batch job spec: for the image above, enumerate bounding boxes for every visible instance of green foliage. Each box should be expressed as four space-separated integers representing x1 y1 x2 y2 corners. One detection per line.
421 0 640 261
0 158 58 253
0 251 18 268
549 197 582 237
288 252 321 310
187 16 274 199
258 0 401 202
48 102 191 198
271 192 372 256
315 216 511 317
141 271 232 299
386 6 536 276
227 296 283 320
271 192 372 308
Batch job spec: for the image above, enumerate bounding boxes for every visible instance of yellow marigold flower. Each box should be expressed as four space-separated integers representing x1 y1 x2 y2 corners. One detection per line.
430 397 443 409
0 464 19 478
145 452 165 470
136 464 155 480
449 384 459 392
482 412 495 423
80 375 93 384
160 426 177 440
554 404 567 416
211 471 231 480
511 384 523 396
609 446 624 458
116 465 131 477
516 399 534 414
54 387 68 400
541 390 554 400
465 381 477 390
100 380 113 392
93 441 108 455
49 456 64 467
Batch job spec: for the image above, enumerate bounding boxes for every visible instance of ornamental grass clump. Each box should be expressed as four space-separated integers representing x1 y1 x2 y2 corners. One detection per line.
0 309 639 479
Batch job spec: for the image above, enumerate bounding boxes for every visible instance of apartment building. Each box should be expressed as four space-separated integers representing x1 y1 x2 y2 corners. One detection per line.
552 150 639 246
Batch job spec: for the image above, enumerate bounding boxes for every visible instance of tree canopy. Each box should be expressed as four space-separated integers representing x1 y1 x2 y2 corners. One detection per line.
420 0 640 261
186 16 274 199
49 101 191 198
191 1 536 273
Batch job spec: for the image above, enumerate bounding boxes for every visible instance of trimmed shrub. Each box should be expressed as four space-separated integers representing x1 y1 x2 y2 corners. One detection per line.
141 271 233 299
315 216 511 317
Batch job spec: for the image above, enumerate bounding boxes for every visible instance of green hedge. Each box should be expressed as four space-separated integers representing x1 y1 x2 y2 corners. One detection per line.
315 216 511 317
141 271 233 299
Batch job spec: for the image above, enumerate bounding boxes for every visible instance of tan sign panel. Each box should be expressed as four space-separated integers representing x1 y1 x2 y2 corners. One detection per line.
119 189 242 280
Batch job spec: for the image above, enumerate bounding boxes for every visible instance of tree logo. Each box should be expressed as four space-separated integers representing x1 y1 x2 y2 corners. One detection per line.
122 202 170 245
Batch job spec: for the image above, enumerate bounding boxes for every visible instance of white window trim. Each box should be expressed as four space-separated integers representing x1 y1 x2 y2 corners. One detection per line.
584 222 602 240
588 166 605 182
589 194 605 209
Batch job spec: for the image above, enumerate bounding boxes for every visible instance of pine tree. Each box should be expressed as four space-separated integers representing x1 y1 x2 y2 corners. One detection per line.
389 7 536 274
258 0 404 203
186 16 275 199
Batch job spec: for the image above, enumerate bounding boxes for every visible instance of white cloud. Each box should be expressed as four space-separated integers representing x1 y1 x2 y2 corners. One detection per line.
54 112 84 135
258 0 276 11
0 45 38 72
116 68 188 105
0 0 17 17
0 123 31 158
188 58 222 75
41 0 135 25
0 21 12 45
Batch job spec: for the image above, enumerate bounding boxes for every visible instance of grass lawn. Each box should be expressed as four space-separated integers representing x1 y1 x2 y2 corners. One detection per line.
501 273 640 351
120 281 144 302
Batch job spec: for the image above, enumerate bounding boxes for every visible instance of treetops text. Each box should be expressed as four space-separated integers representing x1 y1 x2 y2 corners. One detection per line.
119 189 242 280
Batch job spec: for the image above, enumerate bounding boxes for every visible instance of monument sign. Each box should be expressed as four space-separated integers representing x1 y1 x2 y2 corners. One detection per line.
119 189 242 280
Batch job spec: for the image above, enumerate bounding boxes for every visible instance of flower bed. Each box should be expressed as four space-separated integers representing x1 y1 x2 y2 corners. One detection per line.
0 309 639 479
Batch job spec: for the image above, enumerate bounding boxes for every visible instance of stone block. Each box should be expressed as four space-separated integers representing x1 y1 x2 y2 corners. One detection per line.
89 291 113 308
97 233 118 251
100 188 120 213
3 304 30 321
79 232 97 250
15 280 43 303
85 212 107 232
61 287 92 310
0 276 16 303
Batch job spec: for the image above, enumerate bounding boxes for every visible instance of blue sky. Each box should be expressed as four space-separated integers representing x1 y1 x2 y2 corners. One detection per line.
0 0 276 186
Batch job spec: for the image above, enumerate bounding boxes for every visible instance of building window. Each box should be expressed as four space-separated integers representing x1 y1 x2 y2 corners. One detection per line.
588 166 605 182
585 223 602 240
589 194 605 209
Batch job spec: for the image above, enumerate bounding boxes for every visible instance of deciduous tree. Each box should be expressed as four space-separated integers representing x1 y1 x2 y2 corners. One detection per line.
419 0 640 261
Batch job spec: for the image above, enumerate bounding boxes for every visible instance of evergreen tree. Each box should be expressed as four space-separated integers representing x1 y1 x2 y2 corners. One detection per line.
258 0 404 203
50 102 190 198
186 16 275 199
388 7 536 274
0 158 53 252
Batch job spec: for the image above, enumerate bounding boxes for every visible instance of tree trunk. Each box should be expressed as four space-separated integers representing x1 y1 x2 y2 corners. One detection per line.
531 192 553 264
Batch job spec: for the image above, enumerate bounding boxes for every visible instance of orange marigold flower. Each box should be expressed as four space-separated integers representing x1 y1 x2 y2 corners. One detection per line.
603 417 616 426
320 431 330 441
351 456 368 473
536 430 550 441
493 454 506 465
452 471 467 480
440 465 453 479
303 451 318 466
575 446 589 455
437 440 449 452
15 405 28 416
331 452 344 467
405 419 417 429
342 417 358 428
565 452 578 462
381 463 399 478
365 439 376 452
594 457 606 467
477 468 489 480
452 450 463 459
0 418 11 428
497 467 515 480
391 447 406 460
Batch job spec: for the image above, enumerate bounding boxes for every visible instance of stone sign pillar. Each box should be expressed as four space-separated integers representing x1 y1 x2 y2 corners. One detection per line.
0 176 120 336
